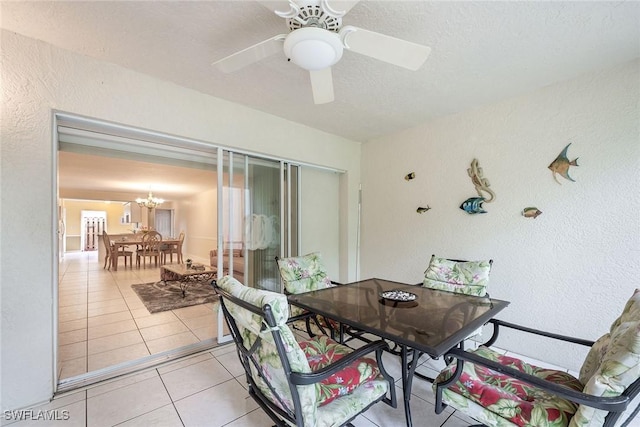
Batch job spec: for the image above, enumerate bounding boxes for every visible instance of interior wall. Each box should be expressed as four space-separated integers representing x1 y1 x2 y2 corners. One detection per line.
300 168 341 279
181 188 217 265
0 30 361 411
361 59 640 371
62 200 131 251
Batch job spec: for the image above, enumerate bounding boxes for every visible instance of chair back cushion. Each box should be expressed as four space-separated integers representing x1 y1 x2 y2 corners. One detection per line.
573 289 640 427
423 256 491 296
217 276 317 423
277 252 334 294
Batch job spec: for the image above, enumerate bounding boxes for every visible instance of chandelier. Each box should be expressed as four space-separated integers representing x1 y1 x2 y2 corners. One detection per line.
136 191 164 209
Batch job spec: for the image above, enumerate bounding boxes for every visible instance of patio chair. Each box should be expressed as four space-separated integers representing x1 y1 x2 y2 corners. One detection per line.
433 288 640 427
213 275 397 427
136 230 162 268
422 254 493 297
276 252 352 341
102 231 132 269
400 255 493 380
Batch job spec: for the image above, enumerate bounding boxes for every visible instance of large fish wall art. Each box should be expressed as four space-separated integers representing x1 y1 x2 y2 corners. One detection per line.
467 158 495 202
549 143 579 184
460 197 487 214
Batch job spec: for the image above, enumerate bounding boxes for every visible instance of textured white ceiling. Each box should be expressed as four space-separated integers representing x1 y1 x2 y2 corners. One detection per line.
2 1 639 142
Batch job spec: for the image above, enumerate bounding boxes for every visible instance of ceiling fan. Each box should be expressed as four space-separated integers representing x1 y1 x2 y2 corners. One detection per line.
212 0 431 104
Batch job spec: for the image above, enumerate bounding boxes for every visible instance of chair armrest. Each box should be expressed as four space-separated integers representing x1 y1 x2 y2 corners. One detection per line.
483 318 596 348
290 340 389 385
442 347 629 412
330 280 343 286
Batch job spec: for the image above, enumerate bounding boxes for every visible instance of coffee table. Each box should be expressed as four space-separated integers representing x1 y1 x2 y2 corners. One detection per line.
160 264 217 297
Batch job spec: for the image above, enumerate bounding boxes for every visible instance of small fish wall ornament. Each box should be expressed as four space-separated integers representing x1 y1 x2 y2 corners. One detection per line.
522 207 542 219
467 159 495 202
416 206 431 214
460 197 487 214
405 172 416 181
549 143 579 184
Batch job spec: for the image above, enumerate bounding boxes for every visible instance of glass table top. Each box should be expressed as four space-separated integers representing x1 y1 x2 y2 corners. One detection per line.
288 278 510 356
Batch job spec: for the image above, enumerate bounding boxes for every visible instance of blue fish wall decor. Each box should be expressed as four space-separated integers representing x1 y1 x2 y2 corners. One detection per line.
460 197 487 214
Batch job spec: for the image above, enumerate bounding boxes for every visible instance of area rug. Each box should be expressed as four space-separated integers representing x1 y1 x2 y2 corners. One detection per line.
131 280 219 313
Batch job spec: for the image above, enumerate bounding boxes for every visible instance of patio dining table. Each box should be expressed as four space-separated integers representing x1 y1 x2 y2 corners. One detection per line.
288 278 510 427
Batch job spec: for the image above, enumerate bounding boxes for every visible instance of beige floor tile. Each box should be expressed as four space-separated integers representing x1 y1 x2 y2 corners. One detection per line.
191 324 215 341
87 290 123 303
87 343 150 372
86 370 158 399
214 350 245 378
59 304 87 316
180 313 214 331
59 356 87 380
88 319 138 340
59 294 88 307
116 404 183 427
59 318 87 334
88 330 144 355
210 342 236 358
161 358 233 401
172 304 214 320
156 352 214 375
87 376 171 427
59 341 87 361
224 408 275 427
133 311 179 329
145 331 199 354
139 321 190 342
362 385 452 427
174 380 259 427
87 310 133 327
87 298 127 311
59 329 87 346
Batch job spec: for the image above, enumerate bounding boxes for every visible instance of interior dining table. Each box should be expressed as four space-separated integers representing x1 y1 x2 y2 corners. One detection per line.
287 278 510 427
110 235 181 271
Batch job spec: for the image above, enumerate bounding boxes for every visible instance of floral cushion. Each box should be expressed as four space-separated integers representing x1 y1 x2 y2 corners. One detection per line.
434 346 583 427
571 289 640 427
217 276 318 423
277 252 334 295
423 256 491 297
218 276 389 427
299 334 379 406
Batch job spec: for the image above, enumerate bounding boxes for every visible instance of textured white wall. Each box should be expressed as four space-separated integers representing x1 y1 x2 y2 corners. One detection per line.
361 59 640 371
0 31 360 411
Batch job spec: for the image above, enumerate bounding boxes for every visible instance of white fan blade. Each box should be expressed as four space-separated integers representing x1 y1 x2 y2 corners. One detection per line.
322 0 360 17
340 25 431 71
255 0 297 17
309 68 334 104
213 35 286 73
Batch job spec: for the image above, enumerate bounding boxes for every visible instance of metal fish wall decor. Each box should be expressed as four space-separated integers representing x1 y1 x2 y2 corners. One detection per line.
416 206 431 214
405 172 416 181
460 197 487 214
522 207 542 219
549 143 579 184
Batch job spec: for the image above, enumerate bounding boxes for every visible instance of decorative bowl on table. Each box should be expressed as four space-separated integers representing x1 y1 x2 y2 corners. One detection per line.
380 289 417 302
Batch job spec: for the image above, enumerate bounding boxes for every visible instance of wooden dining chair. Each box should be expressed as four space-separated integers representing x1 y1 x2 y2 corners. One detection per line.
102 231 133 270
160 231 184 265
136 231 162 268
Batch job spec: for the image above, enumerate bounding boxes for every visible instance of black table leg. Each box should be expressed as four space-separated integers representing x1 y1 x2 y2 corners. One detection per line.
400 345 421 427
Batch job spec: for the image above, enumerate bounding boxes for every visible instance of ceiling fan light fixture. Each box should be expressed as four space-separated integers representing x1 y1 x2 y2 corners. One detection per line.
284 27 343 71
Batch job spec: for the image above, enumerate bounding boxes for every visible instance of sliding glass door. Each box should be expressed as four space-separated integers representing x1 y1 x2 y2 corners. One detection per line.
217 151 299 292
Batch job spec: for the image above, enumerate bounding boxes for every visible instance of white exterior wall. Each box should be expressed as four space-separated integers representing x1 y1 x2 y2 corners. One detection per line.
0 31 360 411
361 59 640 372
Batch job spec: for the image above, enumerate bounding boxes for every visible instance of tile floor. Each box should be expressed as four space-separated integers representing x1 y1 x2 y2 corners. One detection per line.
58 251 218 380
8 251 635 426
